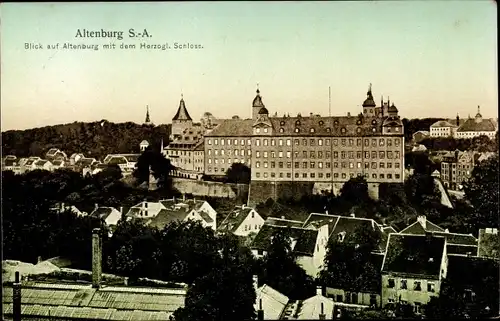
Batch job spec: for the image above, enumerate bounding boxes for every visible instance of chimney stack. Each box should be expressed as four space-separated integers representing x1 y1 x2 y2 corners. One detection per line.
319 302 326 320
95 203 99 210
13 271 21 321
316 286 323 296
257 299 264 321
92 228 102 289
37 256 42 264
253 275 259 294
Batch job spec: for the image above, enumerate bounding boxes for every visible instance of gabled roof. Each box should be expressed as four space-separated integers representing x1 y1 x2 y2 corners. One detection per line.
430 120 456 128
52 160 64 166
251 225 318 257
296 294 334 320
382 233 446 278
399 218 445 234
255 284 289 320
34 160 50 166
413 130 430 136
265 217 304 228
4 159 18 166
78 158 97 167
106 156 128 165
204 119 254 137
46 148 60 156
90 207 117 220
457 118 497 132
148 208 192 229
172 97 192 121
123 154 140 163
218 207 255 233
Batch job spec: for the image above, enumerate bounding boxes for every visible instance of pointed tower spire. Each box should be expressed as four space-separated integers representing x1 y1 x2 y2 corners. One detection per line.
172 94 192 121
144 105 151 124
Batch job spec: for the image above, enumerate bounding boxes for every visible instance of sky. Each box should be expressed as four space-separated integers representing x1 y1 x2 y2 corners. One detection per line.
1 1 497 131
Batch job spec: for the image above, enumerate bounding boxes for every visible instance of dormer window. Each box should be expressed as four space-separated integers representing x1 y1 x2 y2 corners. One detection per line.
319 120 324 126
356 119 362 125
396 127 400 132
341 127 346 134
295 120 301 126
371 120 377 125
372 127 376 132
387 128 391 132
356 127 362 133
310 128 315 133
280 121 285 126
264 128 268 133
256 128 261 133
326 128 331 133
279 128 284 133
295 128 300 133
334 120 339 126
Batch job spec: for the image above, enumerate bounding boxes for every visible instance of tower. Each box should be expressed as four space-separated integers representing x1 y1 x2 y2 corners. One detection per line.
475 105 483 123
252 85 265 120
362 83 376 116
144 105 152 125
171 94 193 140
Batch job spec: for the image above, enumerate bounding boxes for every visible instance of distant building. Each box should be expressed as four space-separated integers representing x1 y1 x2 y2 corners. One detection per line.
411 144 427 152
102 154 140 175
89 205 123 227
253 275 289 320
430 120 457 138
440 150 478 190
139 140 150 152
33 159 53 171
455 106 497 139
294 287 335 319
69 153 85 165
45 148 68 161
412 130 430 143
51 202 87 217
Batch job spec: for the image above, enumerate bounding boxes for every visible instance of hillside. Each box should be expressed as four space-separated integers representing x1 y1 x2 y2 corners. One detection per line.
1 120 171 160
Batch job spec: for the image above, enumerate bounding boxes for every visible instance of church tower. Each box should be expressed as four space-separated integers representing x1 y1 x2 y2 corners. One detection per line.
252 86 265 120
144 105 152 125
171 94 193 140
362 83 377 116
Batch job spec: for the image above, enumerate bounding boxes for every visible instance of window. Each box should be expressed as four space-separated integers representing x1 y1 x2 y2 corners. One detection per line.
387 139 392 147
280 121 285 126
279 151 283 158
256 139 260 146
372 173 377 178
319 139 323 146
310 162 315 169
371 162 377 169
401 279 408 289
279 162 283 168
395 174 400 179
348 151 354 159
221 139 225 146
271 161 276 168
395 162 400 169
294 128 300 133
326 173 331 178
326 162 331 168
286 139 291 146
294 139 299 145
295 173 299 178
247 139 251 145
295 162 299 168
349 139 354 146
310 139 315 146
263 172 268 178
379 162 385 168
287 162 291 168
208 139 212 145
333 139 338 146
279 128 284 133
303 173 307 178
357 162 361 168
319 162 323 169
326 151 331 158
364 162 369 169
342 173 346 178
349 162 354 169
264 128 268 133
356 127 362 133
256 128 260 133
310 151 315 158
388 279 395 288
387 151 393 159
256 161 260 168
310 173 315 178
427 283 435 293
326 127 331 133
414 281 421 291
371 151 377 159
318 151 323 158
341 151 346 159
287 151 291 158
295 120 301 126
256 173 260 178
310 128 315 133
341 127 346 134
387 162 392 169
334 151 338 158
379 139 385 146
379 151 385 159
263 139 269 146
303 151 307 158
326 139 331 146
264 161 268 168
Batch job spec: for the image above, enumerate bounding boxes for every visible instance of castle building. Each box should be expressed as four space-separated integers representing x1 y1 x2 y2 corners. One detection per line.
204 85 405 202
171 95 194 141
454 106 497 139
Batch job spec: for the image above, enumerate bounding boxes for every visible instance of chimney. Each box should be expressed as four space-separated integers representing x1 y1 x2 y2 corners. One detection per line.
456 114 460 126
316 286 323 296
183 194 186 201
37 256 42 264
257 299 264 321
347 112 351 117
445 228 449 233
92 228 102 289
319 302 326 320
281 215 285 219
325 210 329 215
13 271 21 321
417 215 427 230
253 275 259 294
124 277 129 286
60 202 65 211
350 213 355 218
95 203 99 210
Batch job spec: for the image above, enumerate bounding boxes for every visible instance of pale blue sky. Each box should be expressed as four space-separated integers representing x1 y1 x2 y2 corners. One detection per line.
1 1 497 130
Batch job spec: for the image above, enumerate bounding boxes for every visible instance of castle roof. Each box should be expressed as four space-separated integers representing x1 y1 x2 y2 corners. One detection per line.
457 118 496 132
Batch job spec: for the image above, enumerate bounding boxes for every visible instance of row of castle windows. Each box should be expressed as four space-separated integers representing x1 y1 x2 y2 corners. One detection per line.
208 159 248 165
254 172 401 180
253 137 401 147
208 149 252 157
257 126 400 134
252 150 401 159
254 161 401 170
208 138 251 146
277 119 380 127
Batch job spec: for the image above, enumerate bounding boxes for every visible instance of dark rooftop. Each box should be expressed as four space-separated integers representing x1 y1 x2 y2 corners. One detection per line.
251 224 318 257
382 233 446 279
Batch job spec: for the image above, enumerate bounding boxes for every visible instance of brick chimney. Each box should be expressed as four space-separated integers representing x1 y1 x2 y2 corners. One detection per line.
92 228 102 288
257 298 264 321
13 271 21 321
417 215 427 230
319 302 326 320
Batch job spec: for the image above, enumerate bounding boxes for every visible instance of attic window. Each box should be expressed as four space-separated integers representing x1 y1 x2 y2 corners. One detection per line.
428 257 434 263
356 119 362 125
372 127 376 132
326 128 331 133
295 120 301 126
279 128 284 133
371 120 377 125
319 120 324 126
280 121 285 126
310 128 315 133
334 120 339 126
295 128 300 133
341 127 346 134
356 127 362 133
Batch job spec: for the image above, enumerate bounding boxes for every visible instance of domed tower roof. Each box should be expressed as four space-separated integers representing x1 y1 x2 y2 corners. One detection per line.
388 103 398 113
252 89 265 108
258 106 269 115
362 83 376 108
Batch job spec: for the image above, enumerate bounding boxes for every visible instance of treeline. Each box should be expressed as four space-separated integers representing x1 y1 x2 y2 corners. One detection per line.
1 120 171 159
420 134 498 152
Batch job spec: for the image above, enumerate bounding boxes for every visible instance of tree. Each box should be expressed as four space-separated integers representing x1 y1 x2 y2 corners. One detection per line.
225 163 251 184
173 233 256 321
133 146 173 189
424 279 467 319
463 155 499 231
258 230 316 300
339 176 370 205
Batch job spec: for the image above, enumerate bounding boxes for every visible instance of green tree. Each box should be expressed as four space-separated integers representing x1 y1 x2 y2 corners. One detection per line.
173 233 257 321
225 162 251 184
463 155 499 231
258 230 316 300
